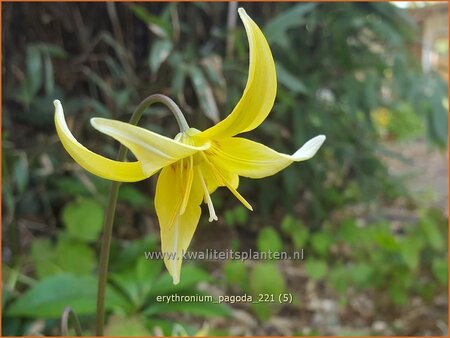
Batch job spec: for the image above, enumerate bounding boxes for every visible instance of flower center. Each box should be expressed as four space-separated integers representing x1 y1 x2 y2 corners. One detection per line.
175 128 217 222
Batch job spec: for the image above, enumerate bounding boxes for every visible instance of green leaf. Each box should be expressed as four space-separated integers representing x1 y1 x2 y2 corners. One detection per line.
118 185 150 208
420 210 445 251
129 4 171 38
349 263 373 287
13 153 29 194
148 265 211 297
281 215 296 234
328 264 349 293
44 54 54 95
62 198 104 242
149 40 173 76
305 259 328 280
7 274 127 318
371 222 399 251
432 258 448 284
110 259 162 307
399 238 420 271
233 205 248 225
201 55 226 88
26 46 43 96
31 239 62 278
224 260 248 291
310 232 333 257
276 62 308 94
110 235 159 272
51 177 91 196
105 314 151 336
257 227 283 253
388 284 407 305
54 236 96 275
249 263 286 321
264 3 317 46
292 227 309 250
190 66 220 123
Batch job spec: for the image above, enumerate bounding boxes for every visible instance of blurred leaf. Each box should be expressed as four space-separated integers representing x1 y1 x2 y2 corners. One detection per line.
371 222 399 251
149 40 173 76
26 46 43 96
110 259 162 307
31 239 62 279
420 210 445 251
249 263 286 321
224 260 248 290
305 259 328 280
233 205 248 225
264 3 317 46
43 54 54 95
281 215 296 234
54 236 96 275
349 263 372 287
13 153 29 194
81 67 115 98
190 66 220 123
329 264 349 293
62 198 104 242
7 274 127 318
110 235 159 272
399 238 420 271
129 4 171 38
105 314 151 336
257 227 283 253
33 42 68 58
51 177 91 196
118 185 150 208
148 265 211 297
389 284 407 305
429 93 448 146
432 258 448 284
337 218 359 245
276 62 308 95
310 232 332 257
201 55 226 89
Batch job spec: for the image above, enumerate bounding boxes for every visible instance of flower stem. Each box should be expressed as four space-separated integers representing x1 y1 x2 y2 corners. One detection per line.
95 94 188 336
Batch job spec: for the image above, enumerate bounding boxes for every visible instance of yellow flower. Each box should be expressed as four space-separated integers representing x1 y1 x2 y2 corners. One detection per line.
54 8 325 284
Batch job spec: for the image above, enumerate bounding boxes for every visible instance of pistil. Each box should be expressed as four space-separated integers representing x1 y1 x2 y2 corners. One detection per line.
196 167 218 222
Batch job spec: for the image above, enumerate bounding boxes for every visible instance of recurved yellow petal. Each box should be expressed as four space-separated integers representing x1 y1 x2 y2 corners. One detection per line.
208 135 326 179
198 8 276 139
90 118 210 176
155 162 203 284
54 100 148 182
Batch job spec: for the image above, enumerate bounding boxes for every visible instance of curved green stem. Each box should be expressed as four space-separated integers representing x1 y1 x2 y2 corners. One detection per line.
61 307 83 336
95 94 188 336
134 94 190 132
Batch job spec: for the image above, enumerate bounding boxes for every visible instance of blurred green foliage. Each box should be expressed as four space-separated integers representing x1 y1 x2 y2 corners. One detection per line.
2 2 448 336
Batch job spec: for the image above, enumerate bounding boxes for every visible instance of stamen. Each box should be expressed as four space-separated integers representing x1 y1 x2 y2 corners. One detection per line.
196 167 218 222
200 152 253 211
180 156 193 215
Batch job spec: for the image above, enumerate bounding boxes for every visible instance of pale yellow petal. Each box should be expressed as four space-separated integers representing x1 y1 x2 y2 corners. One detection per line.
155 162 203 284
54 100 148 182
91 118 210 176
207 135 326 179
198 8 276 139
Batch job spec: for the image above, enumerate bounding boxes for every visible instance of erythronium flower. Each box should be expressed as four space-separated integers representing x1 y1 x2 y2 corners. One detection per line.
54 8 326 284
